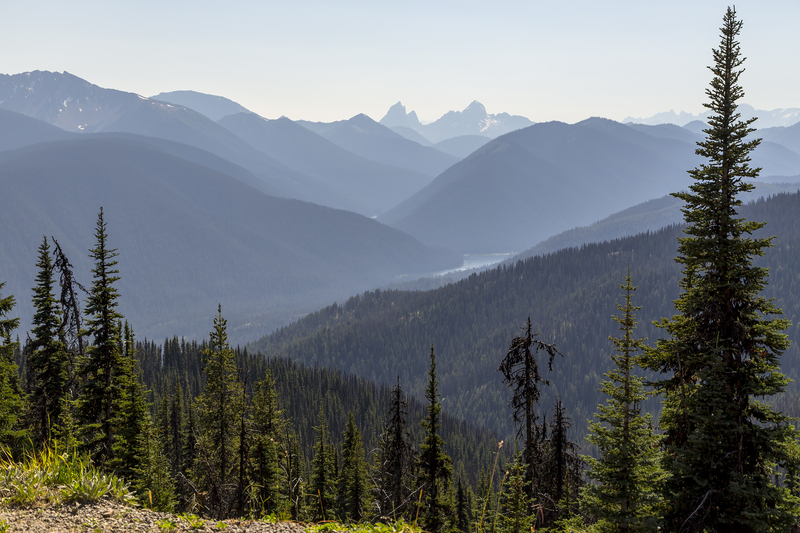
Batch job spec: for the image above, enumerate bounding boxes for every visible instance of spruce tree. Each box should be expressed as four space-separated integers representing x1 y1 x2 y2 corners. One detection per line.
310 411 337 520
375 377 415 520
27 237 70 447
499 448 532 533
193 305 244 518
416 346 453 533
77 208 125 464
339 412 369 522
454 476 472 533
0 282 26 453
250 372 282 516
541 400 582 526
640 7 799 530
581 270 666 532
109 323 150 481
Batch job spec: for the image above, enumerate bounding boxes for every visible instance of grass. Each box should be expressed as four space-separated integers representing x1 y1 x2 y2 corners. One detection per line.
309 519 422 533
0 445 136 506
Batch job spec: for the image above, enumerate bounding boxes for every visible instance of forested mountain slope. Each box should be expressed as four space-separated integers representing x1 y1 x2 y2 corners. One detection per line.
251 192 800 441
136 339 500 485
0 136 460 342
379 118 800 253
517 182 800 260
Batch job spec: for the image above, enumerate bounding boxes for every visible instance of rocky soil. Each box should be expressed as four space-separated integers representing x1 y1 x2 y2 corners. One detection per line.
0 498 312 532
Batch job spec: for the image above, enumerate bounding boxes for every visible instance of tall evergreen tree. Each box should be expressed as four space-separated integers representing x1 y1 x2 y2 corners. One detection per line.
339 412 369 522
193 305 244 518
250 372 282 516
310 411 337 520
109 322 149 480
581 269 666 532
640 8 799 531
26 237 70 447
454 476 472 533
0 282 26 453
541 400 582 526
375 377 415 520
416 346 453 533
77 208 125 464
498 317 561 508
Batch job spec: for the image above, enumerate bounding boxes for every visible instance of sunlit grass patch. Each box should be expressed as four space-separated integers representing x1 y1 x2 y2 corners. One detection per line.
0 445 135 506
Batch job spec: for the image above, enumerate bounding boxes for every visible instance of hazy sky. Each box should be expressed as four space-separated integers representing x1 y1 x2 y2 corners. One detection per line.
3 1 798 123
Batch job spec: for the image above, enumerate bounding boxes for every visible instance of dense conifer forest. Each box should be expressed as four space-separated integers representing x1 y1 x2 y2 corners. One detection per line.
2 7 800 532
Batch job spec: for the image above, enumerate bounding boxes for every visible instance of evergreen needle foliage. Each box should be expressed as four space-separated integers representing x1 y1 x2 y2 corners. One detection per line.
581 268 666 532
640 7 800 531
415 346 452 533
77 208 126 465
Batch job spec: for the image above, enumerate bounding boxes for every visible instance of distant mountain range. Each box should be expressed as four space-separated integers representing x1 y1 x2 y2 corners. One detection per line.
378 117 800 253
6 69 800 344
217 113 434 216
624 103 800 128
0 113 459 342
151 90 252 121
297 114 459 177
0 71 460 216
380 101 535 143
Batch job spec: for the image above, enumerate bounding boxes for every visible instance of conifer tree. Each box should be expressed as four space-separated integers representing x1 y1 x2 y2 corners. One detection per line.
0 283 26 453
499 448 532 533
581 269 666 532
194 305 243 518
541 400 582 526
454 476 471 533
339 412 369 522
77 208 125 464
250 372 282 516
375 377 415 520
498 318 561 508
640 7 799 530
133 417 176 512
416 346 452 533
110 323 150 480
27 237 70 447
310 411 337 520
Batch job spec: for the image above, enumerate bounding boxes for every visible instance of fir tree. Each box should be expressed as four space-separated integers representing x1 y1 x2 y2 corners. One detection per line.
193 305 244 518
310 411 337 520
26 237 70 447
416 346 452 533
640 7 799 530
0 282 26 453
541 400 582 526
250 372 282 516
498 448 532 533
581 269 666 532
454 476 472 533
375 377 415 520
109 323 149 481
339 412 369 522
77 208 125 464
133 415 177 512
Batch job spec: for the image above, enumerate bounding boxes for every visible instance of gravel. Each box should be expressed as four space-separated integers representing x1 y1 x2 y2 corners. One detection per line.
0 499 313 532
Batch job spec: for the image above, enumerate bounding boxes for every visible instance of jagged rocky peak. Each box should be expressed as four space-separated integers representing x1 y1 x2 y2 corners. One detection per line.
380 101 421 128
463 100 488 116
